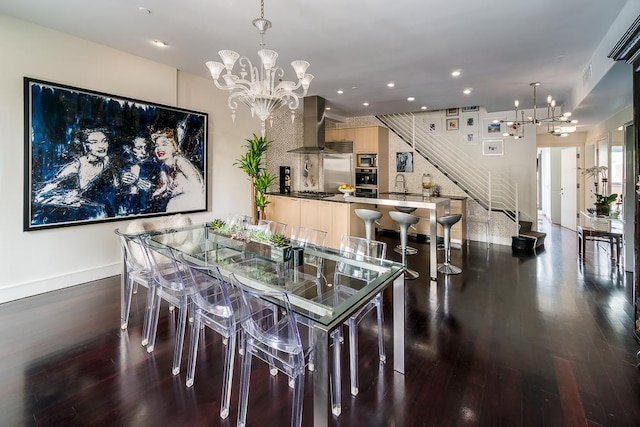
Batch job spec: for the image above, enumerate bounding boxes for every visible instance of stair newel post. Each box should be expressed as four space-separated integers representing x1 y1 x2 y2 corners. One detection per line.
515 183 520 236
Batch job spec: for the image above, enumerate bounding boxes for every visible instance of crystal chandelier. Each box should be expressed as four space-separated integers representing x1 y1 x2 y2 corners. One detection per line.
205 0 313 136
501 82 579 139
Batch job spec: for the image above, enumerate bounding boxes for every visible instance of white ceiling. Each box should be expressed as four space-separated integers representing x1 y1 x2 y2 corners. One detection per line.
0 0 634 129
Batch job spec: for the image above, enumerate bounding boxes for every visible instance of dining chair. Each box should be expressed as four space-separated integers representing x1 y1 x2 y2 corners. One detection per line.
140 236 194 375
333 236 387 397
256 219 288 236
230 273 313 427
114 228 153 334
179 255 241 420
290 225 327 282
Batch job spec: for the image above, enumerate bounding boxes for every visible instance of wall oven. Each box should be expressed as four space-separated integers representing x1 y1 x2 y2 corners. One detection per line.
355 168 377 186
355 186 377 198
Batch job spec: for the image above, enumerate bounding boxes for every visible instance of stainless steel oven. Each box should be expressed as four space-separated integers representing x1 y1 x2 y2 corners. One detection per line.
355 168 377 186
355 186 377 198
357 154 377 167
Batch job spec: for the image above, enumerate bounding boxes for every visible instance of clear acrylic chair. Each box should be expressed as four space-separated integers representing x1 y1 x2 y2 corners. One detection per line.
114 228 153 334
230 273 313 427
180 256 241 420
226 213 253 227
257 219 288 236
334 236 387 397
290 226 327 282
140 236 193 375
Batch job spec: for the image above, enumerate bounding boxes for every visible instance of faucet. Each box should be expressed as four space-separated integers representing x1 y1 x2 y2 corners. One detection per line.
394 174 407 193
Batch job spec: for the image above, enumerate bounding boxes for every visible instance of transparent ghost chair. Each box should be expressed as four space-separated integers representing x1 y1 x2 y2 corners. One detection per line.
114 228 153 335
290 226 327 282
179 255 242 420
140 236 194 375
230 273 314 427
334 236 387 397
256 219 288 236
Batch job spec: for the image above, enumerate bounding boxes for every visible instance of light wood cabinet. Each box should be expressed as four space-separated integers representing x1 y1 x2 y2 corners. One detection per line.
265 196 367 249
354 127 379 154
264 195 300 237
325 127 355 143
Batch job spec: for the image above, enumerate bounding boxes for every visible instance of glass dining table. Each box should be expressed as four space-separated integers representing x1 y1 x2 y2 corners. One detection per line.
127 223 405 426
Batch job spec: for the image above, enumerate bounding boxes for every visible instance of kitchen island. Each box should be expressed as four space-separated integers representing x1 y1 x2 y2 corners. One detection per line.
267 192 465 280
333 193 453 280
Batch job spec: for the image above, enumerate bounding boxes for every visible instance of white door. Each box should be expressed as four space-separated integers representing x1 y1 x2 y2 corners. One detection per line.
560 147 577 231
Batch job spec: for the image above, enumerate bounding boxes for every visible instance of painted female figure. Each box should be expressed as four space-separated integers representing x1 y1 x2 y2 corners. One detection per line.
151 128 205 212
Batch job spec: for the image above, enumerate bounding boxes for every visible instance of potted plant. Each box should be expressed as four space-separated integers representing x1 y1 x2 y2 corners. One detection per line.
594 193 618 215
234 134 276 223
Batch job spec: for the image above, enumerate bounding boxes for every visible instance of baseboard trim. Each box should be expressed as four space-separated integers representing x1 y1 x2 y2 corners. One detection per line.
0 263 121 304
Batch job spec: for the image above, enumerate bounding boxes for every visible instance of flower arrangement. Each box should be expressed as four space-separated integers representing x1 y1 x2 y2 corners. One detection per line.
582 165 617 214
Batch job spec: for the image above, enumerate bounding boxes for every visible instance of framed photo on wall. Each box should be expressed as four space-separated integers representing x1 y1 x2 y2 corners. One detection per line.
463 132 478 144
483 139 504 156
483 118 505 138
461 106 479 112
24 77 208 231
446 118 459 131
425 118 441 133
396 152 414 172
462 113 479 130
446 107 459 116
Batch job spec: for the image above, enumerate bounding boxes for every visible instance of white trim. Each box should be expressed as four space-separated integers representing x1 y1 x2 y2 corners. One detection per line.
0 264 120 304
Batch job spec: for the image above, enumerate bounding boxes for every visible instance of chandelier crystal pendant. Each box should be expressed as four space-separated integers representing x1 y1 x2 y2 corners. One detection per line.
205 0 313 136
502 82 579 139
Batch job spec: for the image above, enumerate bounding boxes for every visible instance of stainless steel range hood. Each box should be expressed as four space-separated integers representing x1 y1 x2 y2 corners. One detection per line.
288 96 327 153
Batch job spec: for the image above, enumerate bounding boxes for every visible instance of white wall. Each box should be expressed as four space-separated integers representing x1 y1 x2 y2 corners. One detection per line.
0 15 258 303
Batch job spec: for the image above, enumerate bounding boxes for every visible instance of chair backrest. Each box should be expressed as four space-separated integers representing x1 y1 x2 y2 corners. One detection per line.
257 219 288 236
141 236 188 292
335 236 387 283
226 214 253 228
114 228 149 274
179 255 236 323
290 226 327 248
230 273 302 355
290 226 327 272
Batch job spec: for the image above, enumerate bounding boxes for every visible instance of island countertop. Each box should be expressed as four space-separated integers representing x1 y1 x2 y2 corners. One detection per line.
323 192 453 210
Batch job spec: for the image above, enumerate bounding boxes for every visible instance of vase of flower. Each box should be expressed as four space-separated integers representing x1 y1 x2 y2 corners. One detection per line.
594 193 617 216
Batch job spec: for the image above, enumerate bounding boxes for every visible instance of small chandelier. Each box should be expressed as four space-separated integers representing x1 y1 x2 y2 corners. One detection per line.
501 82 579 139
205 0 313 136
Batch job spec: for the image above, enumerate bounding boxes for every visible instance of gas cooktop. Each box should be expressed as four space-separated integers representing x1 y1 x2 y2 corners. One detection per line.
289 191 338 200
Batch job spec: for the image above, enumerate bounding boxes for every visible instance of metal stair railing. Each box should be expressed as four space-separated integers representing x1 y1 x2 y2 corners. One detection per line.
376 112 524 226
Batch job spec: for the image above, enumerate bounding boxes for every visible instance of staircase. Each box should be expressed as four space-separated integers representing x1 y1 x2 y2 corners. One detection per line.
376 112 545 252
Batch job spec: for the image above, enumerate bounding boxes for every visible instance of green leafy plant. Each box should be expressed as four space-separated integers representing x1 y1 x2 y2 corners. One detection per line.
595 193 618 205
209 218 225 231
269 233 290 248
254 171 277 220
234 134 273 223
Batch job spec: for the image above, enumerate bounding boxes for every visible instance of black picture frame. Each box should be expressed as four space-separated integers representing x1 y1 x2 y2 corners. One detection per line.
24 77 208 231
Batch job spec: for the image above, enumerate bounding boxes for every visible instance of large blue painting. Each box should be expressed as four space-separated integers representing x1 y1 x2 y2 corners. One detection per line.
24 78 208 231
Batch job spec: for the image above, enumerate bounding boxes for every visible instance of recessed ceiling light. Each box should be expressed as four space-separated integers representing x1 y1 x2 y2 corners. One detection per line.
138 7 151 14
351 86 358 90
451 70 461 77
325 107 331 111
421 106 428 110
407 97 415 102
363 102 369 106
463 88 472 94
337 89 344 94
152 40 168 47
387 82 395 88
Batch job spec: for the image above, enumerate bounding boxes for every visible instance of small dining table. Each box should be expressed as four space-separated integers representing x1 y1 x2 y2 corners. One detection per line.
130 223 405 427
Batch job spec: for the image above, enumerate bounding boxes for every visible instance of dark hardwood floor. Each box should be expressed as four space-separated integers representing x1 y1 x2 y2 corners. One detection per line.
2 219 640 426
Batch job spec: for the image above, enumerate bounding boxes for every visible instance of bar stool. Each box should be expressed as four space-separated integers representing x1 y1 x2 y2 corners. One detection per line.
437 214 462 275
389 211 420 279
355 208 383 240
392 207 418 256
